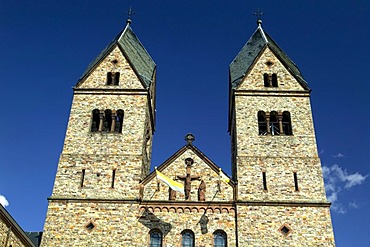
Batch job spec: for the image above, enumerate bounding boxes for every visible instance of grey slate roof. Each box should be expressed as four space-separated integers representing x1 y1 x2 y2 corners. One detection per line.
77 23 156 88
26 232 43 247
229 24 310 90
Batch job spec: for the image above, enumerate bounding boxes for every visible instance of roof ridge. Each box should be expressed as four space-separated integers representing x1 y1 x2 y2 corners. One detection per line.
257 25 268 43
118 22 130 41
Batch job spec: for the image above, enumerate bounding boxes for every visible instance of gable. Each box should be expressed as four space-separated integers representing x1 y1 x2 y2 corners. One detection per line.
76 46 144 90
141 146 234 202
75 24 156 89
229 25 309 91
237 47 307 91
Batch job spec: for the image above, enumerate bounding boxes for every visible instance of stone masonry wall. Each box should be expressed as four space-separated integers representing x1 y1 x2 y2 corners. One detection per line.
41 201 236 247
52 154 143 199
62 93 148 155
236 205 335 246
234 94 318 158
236 156 327 202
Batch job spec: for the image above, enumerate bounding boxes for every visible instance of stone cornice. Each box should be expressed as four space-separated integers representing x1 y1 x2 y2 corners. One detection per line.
47 197 330 208
235 200 331 207
234 90 310 97
73 88 148 95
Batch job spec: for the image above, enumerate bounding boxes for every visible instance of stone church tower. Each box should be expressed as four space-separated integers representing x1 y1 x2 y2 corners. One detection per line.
41 19 335 246
41 20 157 246
228 19 335 245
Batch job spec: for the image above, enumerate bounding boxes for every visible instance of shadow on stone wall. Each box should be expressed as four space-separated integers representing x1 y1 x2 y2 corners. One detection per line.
138 208 172 236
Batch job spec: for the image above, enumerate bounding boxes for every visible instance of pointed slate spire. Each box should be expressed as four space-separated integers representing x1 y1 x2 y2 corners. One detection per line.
229 22 309 90
77 21 156 89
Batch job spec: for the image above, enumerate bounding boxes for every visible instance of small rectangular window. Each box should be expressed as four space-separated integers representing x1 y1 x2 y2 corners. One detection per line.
111 169 116 188
80 169 86 188
262 171 267 191
294 172 299 191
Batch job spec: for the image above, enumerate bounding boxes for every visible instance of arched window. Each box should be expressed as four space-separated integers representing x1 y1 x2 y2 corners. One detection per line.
258 111 267 135
115 109 124 133
263 73 269 87
181 230 194 247
103 109 112 132
214 230 227 247
272 73 278 87
149 229 162 247
282 111 293 135
91 109 100 132
269 111 280 135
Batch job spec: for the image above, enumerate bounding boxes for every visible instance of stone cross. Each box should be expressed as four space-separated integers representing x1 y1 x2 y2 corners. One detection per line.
126 6 135 24
177 158 200 200
253 8 264 19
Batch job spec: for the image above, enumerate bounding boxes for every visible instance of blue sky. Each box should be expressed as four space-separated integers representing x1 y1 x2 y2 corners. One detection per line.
0 1 369 246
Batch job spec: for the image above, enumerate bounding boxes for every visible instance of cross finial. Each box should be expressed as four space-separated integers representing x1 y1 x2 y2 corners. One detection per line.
126 6 135 24
185 133 195 145
253 8 264 26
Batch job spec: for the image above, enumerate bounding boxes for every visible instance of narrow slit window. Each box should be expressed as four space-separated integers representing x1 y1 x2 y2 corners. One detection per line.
262 171 267 191
80 169 86 188
263 73 270 87
113 72 120 85
282 111 293 135
258 111 267 135
91 109 100 132
103 109 112 132
272 73 278 87
294 172 299 191
111 169 116 188
107 72 113 85
270 111 280 135
115 109 124 133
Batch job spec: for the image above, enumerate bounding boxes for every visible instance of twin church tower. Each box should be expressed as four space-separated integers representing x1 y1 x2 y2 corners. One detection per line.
41 18 336 246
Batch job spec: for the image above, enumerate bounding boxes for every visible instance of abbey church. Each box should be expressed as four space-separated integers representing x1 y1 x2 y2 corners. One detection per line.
31 17 336 246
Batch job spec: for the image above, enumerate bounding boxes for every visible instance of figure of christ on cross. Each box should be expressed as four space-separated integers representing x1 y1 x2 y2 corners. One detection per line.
177 158 201 200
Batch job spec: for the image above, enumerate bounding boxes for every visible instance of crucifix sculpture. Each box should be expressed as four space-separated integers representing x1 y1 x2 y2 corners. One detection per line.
177 158 200 200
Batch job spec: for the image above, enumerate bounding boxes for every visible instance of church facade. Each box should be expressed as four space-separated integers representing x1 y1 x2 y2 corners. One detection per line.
41 19 336 246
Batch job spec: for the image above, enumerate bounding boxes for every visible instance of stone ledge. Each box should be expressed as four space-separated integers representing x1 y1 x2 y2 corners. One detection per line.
235 200 331 207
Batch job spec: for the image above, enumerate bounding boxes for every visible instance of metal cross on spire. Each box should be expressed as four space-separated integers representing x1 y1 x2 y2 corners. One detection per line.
253 8 264 26
126 6 135 24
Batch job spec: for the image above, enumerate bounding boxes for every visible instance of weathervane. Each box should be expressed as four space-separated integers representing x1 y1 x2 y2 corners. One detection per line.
253 8 264 25
126 6 135 24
